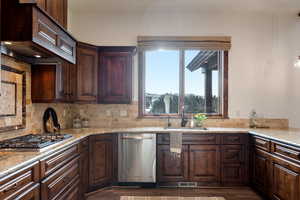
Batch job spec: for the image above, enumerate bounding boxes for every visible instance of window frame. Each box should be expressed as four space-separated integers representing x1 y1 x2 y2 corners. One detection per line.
138 47 228 119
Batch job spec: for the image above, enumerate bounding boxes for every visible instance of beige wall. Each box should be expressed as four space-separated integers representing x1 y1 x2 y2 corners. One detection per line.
287 17 300 128
68 10 295 122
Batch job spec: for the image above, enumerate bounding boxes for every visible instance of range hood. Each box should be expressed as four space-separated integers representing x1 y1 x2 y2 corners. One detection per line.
1 0 76 64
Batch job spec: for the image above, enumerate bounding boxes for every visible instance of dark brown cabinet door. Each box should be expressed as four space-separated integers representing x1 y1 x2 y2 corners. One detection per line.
31 63 75 103
189 145 220 184
252 149 270 196
31 65 58 103
89 135 113 190
80 149 89 197
157 145 189 183
271 161 300 200
38 0 68 28
221 163 244 185
76 43 98 103
98 48 135 104
221 145 247 185
60 62 76 102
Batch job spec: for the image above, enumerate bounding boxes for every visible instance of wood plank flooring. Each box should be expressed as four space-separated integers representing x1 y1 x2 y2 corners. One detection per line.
86 187 265 200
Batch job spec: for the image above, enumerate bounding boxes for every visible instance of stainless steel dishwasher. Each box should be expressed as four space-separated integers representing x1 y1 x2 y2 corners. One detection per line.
118 133 156 183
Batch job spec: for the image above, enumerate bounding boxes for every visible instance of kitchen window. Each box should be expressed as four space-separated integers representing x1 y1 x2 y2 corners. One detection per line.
138 36 230 118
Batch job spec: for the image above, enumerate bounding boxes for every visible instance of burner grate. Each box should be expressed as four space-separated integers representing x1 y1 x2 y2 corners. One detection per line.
0 134 72 149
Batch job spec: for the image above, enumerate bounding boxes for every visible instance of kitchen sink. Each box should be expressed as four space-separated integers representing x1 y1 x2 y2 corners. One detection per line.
164 127 208 130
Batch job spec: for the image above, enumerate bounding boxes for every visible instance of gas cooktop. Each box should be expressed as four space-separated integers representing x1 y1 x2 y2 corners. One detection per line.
0 134 73 152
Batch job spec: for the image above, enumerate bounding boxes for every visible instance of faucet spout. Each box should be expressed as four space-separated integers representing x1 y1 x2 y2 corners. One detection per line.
181 107 188 127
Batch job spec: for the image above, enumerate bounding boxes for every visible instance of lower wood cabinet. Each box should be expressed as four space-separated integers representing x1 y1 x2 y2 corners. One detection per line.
251 134 300 200
271 157 300 200
156 134 248 186
190 145 220 184
89 134 114 191
251 148 270 196
157 145 189 182
41 156 80 200
0 162 40 200
79 138 89 197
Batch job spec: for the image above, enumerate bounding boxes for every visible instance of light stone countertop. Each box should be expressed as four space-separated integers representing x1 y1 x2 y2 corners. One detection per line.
1 127 300 179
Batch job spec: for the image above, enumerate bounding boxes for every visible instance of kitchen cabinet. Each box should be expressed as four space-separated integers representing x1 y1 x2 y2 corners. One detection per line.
98 47 135 104
41 156 80 200
76 42 98 103
190 145 220 184
0 162 40 200
89 134 114 191
31 65 59 103
79 138 89 197
31 62 75 103
221 144 247 185
36 0 68 28
250 134 300 200
156 133 248 186
271 158 300 200
61 61 77 102
157 145 189 183
2 0 76 64
40 143 80 200
251 140 271 197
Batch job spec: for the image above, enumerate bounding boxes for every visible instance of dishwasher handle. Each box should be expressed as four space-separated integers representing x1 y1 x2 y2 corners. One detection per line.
121 135 154 140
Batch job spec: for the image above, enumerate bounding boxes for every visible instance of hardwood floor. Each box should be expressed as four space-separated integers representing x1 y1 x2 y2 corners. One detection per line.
86 187 265 200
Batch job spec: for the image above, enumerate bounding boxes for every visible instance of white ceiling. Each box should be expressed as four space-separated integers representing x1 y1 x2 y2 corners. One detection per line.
69 0 300 14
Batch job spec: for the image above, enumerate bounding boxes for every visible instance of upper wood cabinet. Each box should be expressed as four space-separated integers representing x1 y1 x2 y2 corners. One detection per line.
31 62 75 103
98 47 136 104
76 43 98 103
31 64 59 103
37 0 68 28
1 0 76 64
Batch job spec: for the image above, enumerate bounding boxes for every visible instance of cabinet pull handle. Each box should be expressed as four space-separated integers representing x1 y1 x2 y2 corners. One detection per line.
1 183 18 193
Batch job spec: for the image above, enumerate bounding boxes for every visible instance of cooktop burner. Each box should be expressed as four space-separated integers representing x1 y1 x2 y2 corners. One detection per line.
0 134 73 150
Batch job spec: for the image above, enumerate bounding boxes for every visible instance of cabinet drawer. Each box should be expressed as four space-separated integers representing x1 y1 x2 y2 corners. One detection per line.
40 144 79 178
222 134 247 144
57 178 80 200
221 145 245 163
8 183 40 200
0 162 39 200
272 142 300 163
251 136 270 152
183 134 220 144
157 134 220 144
41 156 79 200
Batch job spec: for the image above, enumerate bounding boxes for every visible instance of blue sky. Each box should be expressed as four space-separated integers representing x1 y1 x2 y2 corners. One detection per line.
145 50 219 96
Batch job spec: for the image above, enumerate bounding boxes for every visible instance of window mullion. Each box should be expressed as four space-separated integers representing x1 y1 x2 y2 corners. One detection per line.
179 49 185 116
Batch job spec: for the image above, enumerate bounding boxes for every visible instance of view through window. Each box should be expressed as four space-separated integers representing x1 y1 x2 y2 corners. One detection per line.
141 48 226 117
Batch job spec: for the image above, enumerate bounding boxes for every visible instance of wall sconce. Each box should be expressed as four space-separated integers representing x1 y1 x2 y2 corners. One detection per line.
295 56 300 68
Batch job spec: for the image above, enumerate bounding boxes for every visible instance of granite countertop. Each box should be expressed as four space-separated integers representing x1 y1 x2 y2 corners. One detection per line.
1 127 300 179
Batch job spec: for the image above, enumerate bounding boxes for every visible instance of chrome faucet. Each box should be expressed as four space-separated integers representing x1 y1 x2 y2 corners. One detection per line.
167 116 171 127
181 106 188 127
